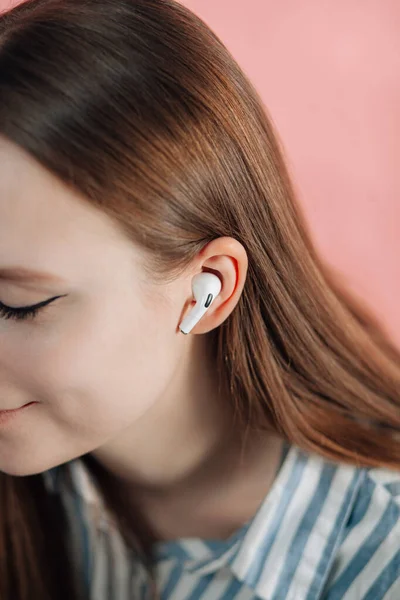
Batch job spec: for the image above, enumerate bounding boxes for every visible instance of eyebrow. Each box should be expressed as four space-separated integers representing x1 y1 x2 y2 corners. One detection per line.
0 267 66 284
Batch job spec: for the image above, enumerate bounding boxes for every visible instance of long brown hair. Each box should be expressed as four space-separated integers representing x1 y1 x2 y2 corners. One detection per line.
0 0 399 598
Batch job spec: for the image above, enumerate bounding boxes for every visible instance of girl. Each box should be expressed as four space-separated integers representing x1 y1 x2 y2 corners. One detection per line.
0 1 399 599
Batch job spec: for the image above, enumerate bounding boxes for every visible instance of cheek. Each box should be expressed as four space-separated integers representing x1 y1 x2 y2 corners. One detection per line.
0 286 184 475
0 290 184 476
28 300 182 436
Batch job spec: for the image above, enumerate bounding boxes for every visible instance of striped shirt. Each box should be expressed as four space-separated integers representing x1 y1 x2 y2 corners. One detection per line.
44 442 400 599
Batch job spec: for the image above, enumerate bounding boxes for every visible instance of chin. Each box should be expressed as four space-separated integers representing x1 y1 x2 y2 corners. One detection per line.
0 462 48 478
0 453 67 478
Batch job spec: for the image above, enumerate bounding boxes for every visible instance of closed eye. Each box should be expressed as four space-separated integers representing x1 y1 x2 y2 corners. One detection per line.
0 296 65 322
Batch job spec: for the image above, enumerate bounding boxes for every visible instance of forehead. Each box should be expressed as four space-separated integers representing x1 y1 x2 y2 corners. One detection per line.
0 136 127 285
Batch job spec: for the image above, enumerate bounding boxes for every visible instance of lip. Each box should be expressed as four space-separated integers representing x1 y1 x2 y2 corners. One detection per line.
0 401 37 426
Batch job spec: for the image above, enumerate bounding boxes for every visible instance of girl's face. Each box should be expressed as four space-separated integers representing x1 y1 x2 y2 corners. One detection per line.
0 137 191 477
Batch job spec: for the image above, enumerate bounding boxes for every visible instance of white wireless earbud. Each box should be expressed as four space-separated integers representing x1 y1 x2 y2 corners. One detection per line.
179 272 222 335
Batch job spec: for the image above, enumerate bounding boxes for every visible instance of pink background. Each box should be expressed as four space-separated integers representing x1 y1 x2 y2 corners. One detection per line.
2 0 400 344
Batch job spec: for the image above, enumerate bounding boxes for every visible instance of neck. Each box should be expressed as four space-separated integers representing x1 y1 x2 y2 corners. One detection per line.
89 335 284 542
91 334 235 492
89 427 284 544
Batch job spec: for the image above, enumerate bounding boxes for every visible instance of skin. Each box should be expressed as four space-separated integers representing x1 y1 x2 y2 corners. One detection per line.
0 135 284 540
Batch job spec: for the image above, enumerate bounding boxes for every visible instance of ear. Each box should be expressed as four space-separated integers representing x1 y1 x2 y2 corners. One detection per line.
179 237 248 335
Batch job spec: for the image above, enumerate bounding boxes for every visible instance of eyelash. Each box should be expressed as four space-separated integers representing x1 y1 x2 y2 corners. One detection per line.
0 297 62 322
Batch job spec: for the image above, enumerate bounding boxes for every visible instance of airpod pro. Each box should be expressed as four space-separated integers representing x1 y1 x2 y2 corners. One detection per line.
179 272 222 335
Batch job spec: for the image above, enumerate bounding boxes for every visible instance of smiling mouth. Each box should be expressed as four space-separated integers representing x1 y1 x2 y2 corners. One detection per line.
0 401 37 412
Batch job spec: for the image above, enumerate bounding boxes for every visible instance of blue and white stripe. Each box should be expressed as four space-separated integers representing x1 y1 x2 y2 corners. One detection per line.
44 442 400 599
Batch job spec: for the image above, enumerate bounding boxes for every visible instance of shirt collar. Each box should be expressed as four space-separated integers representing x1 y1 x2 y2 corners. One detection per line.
52 443 365 600
184 444 365 600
